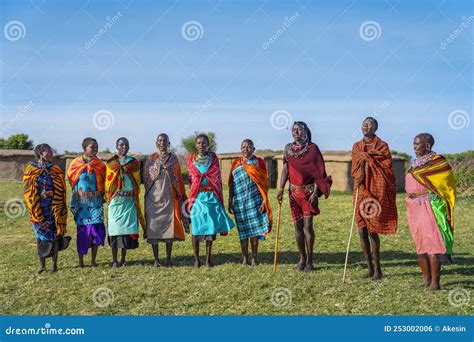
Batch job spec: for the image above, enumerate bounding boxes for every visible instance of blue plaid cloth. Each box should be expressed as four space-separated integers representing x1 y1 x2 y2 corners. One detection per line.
231 157 270 240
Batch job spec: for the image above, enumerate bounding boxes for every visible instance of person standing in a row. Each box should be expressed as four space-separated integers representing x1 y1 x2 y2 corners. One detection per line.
351 117 398 280
142 133 189 267
277 121 332 272
228 139 272 266
23 143 70 273
406 133 456 290
187 134 234 268
67 137 106 268
105 137 145 268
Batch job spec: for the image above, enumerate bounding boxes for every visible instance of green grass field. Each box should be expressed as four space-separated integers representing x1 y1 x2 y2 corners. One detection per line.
0 180 472 315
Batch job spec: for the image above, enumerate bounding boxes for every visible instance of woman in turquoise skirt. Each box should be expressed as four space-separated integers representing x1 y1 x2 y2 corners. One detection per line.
187 134 234 268
105 137 145 268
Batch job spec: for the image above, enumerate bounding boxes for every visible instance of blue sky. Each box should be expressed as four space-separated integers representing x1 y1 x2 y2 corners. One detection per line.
0 0 472 155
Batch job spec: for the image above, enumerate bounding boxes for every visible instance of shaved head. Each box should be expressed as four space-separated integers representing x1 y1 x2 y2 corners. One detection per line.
363 116 378 131
415 133 435 147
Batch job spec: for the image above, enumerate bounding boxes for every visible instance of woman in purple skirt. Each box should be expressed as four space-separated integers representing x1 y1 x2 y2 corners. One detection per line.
67 137 107 267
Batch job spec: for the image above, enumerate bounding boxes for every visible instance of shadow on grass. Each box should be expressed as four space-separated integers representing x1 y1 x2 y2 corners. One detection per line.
441 280 474 289
115 250 473 274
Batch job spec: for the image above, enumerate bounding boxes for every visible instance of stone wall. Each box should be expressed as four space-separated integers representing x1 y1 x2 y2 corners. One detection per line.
0 149 406 192
0 150 65 180
219 151 406 192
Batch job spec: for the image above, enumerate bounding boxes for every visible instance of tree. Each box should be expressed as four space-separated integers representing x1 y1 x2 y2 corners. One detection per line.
0 134 33 150
391 150 411 161
181 131 217 153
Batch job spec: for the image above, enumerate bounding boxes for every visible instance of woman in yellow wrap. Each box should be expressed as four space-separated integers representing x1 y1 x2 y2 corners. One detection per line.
23 143 70 273
406 133 456 290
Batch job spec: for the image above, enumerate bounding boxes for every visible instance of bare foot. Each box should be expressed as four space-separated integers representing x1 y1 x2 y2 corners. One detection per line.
193 260 201 269
251 259 258 267
427 283 441 291
241 257 249 266
154 260 161 267
372 270 383 281
294 262 305 271
205 261 214 268
420 279 431 288
111 262 118 269
120 262 126 268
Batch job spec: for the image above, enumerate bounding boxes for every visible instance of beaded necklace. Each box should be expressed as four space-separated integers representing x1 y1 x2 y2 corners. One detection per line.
194 153 211 166
287 139 310 158
410 151 436 170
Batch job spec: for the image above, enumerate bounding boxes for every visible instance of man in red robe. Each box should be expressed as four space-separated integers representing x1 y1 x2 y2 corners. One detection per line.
352 117 398 280
277 121 332 272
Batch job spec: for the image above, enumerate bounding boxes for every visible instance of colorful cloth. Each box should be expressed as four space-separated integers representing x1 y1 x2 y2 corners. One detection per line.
67 156 106 192
408 152 456 230
188 152 225 208
351 135 398 234
77 223 106 254
105 155 145 235
406 153 456 256
187 153 234 236
143 152 188 242
229 156 272 240
69 169 104 225
23 162 68 239
284 142 332 221
68 157 106 253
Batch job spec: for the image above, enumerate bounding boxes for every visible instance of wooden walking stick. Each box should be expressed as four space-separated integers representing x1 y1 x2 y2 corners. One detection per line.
273 200 283 273
343 188 359 283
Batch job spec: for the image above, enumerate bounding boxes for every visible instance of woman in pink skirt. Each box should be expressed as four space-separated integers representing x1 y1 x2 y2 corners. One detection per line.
406 133 456 291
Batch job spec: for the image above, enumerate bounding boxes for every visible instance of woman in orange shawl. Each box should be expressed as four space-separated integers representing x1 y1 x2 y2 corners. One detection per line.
23 143 70 273
228 139 272 266
105 137 145 268
67 137 106 268
142 133 189 267
351 117 398 280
